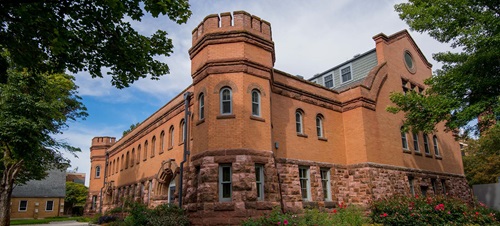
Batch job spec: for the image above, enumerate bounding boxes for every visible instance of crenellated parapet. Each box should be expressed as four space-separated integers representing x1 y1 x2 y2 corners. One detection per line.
191 11 272 46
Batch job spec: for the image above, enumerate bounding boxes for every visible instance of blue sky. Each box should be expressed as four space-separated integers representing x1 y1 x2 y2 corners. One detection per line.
55 0 457 186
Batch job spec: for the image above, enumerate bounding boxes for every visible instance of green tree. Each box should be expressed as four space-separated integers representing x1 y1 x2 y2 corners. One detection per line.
0 0 191 88
388 0 500 134
463 125 500 185
0 64 87 225
123 122 141 137
65 182 88 215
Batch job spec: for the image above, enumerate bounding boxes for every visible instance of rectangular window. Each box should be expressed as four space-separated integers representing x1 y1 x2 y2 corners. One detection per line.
409 177 415 196
324 75 333 88
401 132 408 150
168 184 176 204
341 66 352 83
91 195 97 210
45 200 54 211
424 135 430 154
431 178 437 194
320 168 331 201
413 133 420 152
255 164 264 201
19 200 28 212
441 180 446 195
299 166 311 201
219 164 232 202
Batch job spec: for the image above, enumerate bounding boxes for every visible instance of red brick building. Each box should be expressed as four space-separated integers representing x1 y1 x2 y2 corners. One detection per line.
86 11 470 224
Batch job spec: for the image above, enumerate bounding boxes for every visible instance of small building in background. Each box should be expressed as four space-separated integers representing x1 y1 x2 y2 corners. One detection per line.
473 177 500 211
66 172 86 185
10 169 66 219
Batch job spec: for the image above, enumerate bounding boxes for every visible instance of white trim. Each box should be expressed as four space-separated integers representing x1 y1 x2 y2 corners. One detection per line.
324 74 334 88
316 115 324 138
251 89 261 117
219 164 232 202
45 200 54 211
295 111 303 134
299 166 311 201
320 168 331 201
18 200 28 212
167 179 176 204
95 165 101 178
220 88 232 115
413 133 420 152
255 164 264 201
199 93 205 120
340 64 353 84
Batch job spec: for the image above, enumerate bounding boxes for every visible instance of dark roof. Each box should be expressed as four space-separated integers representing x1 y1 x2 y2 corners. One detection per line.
12 169 66 198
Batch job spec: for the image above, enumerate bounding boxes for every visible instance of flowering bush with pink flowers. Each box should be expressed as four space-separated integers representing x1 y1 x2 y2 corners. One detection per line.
370 195 500 225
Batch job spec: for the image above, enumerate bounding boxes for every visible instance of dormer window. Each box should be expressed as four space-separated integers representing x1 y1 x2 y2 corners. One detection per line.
341 66 352 83
324 75 333 88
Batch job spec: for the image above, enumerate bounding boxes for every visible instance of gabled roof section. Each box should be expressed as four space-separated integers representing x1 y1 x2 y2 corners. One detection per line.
372 29 432 68
12 169 66 198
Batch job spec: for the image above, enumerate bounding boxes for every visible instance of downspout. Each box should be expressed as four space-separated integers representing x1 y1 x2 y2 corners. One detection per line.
269 70 286 213
99 152 109 214
179 92 192 207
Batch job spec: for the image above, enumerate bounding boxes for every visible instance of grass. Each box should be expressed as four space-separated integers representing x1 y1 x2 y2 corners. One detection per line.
10 216 90 225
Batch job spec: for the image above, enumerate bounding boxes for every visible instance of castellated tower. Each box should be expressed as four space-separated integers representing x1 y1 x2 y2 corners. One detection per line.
86 136 115 214
185 11 279 224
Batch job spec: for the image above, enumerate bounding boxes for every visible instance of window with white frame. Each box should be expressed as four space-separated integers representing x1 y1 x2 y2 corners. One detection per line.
168 179 176 204
159 131 165 153
169 126 174 148
340 66 352 83
219 164 232 202
401 128 408 150
45 200 54 211
151 136 156 157
413 133 420 152
409 177 415 196
180 119 185 143
95 166 101 178
199 93 205 120
255 164 264 201
251 89 261 117
220 87 232 115
320 168 331 201
299 166 311 201
433 136 440 156
91 195 97 210
423 134 430 154
19 200 27 212
316 115 324 138
324 75 333 88
296 110 303 134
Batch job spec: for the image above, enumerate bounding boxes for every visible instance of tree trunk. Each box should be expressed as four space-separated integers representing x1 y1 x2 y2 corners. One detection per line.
0 184 13 226
0 156 23 226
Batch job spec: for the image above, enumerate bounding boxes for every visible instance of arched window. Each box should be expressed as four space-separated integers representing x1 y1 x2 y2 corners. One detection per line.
296 110 304 134
109 161 112 176
433 136 440 156
95 166 101 178
121 154 124 170
251 89 261 117
316 114 324 138
160 131 165 154
220 87 232 115
113 159 117 174
131 148 135 167
144 141 148 161
125 151 129 169
151 136 156 157
401 127 408 150
199 93 205 120
180 119 185 143
137 145 141 164
169 126 174 149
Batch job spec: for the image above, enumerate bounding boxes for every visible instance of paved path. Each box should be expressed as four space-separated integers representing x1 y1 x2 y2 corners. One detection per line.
16 221 90 226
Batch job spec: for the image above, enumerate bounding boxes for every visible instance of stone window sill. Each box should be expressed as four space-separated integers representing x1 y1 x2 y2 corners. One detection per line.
196 118 205 126
297 133 308 138
217 114 235 119
425 153 433 158
318 137 328 141
168 147 173 151
435 155 442 160
403 149 411 154
250 115 265 122
414 151 422 156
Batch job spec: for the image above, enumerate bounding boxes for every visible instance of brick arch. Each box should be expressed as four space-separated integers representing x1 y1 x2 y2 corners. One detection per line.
197 87 207 99
246 83 266 96
213 80 238 94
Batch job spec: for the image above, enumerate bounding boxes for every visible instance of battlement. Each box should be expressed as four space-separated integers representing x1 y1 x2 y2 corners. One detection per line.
91 136 116 147
191 11 272 45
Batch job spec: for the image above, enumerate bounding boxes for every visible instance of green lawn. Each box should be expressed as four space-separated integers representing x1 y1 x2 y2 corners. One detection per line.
10 216 90 225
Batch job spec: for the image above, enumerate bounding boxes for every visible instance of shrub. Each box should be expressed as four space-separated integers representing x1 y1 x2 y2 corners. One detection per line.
370 195 499 225
241 205 367 226
147 204 190 226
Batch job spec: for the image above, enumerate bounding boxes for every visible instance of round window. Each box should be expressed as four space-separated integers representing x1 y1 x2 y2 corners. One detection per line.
404 51 416 73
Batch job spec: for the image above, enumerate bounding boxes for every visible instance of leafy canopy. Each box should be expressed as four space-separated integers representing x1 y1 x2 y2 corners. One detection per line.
0 0 191 88
65 182 88 206
463 125 500 185
0 63 87 184
389 0 500 134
